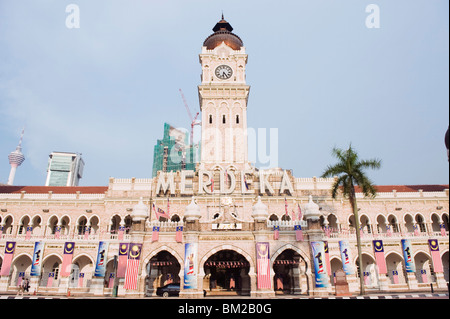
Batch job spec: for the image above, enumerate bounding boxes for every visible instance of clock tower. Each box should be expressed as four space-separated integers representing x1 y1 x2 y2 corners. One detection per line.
198 16 251 172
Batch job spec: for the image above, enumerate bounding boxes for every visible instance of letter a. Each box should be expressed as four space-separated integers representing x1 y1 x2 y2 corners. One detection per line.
66 4 80 29
365 4 380 29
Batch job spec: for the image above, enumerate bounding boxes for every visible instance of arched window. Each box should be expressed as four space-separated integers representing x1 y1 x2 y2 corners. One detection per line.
209 115 213 124
236 115 239 124
222 115 226 124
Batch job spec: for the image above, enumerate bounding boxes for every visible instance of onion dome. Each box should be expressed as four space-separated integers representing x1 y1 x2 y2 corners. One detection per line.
185 197 201 222
252 196 269 222
203 15 244 50
303 195 321 221
131 197 149 222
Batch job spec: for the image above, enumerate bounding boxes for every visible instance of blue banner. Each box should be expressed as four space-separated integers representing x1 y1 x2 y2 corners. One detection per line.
94 241 109 277
339 240 354 275
183 243 198 289
311 241 329 288
31 242 44 276
401 239 416 273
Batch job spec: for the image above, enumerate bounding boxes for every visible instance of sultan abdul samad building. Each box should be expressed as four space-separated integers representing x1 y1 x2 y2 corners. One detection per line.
0 17 448 298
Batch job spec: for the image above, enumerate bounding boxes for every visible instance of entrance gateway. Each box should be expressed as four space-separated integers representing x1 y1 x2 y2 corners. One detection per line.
203 250 250 296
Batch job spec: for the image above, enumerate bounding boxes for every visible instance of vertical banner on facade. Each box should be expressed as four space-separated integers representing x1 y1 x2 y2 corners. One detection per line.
31 241 45 276
183 243 198 289
94 241 109 277
117 243 129 278
124 243 143 290
428 239 443 273
61 242 75 277
311 241 329 288
0 242 16 276
324 241 331 276
401 239 416 273
256 242 271 289
373 240 387 274
339 240 354 275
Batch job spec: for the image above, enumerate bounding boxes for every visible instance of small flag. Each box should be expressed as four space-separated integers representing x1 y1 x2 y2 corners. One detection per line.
211 178 214 192
117 243 129 278
167 197 170 215
54 226 61 239
224 169 228 184
294 225 304 241
124 243 143 290
118 226 125 240
175 226 183 243
78 273 85 287
156 208 170 220
18 272 25 287
284 198 288 216
25 226 32 240
47 272 55 288
440 224 446 237
152 226 160 242
273 226 280 240
413 224 420 236
386 225 392 237
108 273 115 288
421 269 428 283
84 226 90 240
392 270 399 284
61 242 75 277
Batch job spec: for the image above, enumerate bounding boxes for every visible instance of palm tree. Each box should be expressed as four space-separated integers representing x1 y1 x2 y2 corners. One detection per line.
321 144 381 295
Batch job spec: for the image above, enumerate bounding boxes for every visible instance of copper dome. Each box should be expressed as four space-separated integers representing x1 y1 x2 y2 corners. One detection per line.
203 17 243 50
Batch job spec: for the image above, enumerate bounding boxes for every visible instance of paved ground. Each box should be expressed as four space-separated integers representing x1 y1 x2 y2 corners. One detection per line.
1 292 448 299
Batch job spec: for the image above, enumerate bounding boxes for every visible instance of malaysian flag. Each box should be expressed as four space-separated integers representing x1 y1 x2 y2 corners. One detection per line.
440 224 446 237
156 208 170 220
428 239 443 272
117 243 129 278
373 240 387 274
54 226 61 239
84 226 90 240
175 226 183 243
256 243 271 289
152 226 160 242
0 242 15 276
284 197 289 216
211 177 214 192
118 226 125 240
294 225 303 241
273 226 280 240
61 242 75 277
108 273 115 288
25 226 32 240
47 272 55 288
167 197 170 215
124 243 142 290
78 273 85 287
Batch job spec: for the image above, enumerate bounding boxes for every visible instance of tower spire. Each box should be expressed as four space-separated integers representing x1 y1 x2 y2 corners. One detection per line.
7 128 25 185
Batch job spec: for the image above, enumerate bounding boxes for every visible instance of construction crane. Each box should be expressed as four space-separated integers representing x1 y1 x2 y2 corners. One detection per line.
179 89 201 146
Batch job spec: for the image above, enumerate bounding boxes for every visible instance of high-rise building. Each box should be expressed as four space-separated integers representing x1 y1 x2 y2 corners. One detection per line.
45 152 84 186
7 128 25 185
152 123 197 177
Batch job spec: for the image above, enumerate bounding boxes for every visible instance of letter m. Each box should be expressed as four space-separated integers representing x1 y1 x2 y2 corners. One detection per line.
156 172 175 195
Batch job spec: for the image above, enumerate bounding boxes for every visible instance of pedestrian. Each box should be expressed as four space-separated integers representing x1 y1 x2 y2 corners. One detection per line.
16 276 25 296
24 278 30 294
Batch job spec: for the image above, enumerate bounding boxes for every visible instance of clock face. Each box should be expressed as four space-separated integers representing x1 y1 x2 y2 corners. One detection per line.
215 65 233 80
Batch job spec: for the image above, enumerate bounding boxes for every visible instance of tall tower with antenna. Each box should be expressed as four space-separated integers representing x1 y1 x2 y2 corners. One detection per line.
7 128 25 185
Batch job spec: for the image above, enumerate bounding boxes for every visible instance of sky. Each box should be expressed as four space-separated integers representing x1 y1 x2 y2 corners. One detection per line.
0 0 448 187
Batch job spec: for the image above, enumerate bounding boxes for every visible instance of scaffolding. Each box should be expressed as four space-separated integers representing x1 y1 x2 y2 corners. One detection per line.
152 123 197 177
